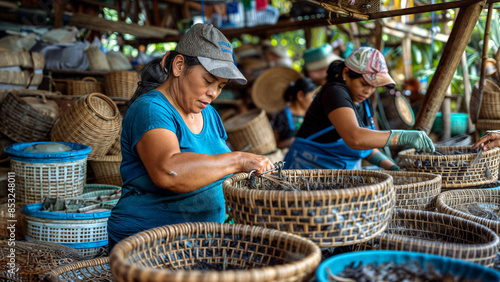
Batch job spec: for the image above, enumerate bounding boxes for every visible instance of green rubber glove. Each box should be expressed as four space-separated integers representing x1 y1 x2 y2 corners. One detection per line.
385 130 435 152
367 151 400 170
389 165 401 171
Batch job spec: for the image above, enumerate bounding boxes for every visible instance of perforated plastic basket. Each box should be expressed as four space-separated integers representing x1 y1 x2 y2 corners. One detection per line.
5 141 92 204
23 202 110 259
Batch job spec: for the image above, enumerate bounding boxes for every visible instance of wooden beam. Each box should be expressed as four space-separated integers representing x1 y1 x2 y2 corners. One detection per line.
152 0 160 26
68 12 178 38
383 20 451 42
412 0 487 134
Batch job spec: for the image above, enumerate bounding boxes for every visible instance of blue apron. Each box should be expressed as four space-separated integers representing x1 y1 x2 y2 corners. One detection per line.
284 100 375 170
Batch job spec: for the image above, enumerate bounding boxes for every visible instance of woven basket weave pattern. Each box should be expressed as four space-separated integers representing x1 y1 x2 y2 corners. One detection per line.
110 222 321 282
223 169 395 247
0 92 56 142
384 171 441 211
104 71 138 98
355 209 500 267
48 257 112 282
436 189 500 235
471 80 500 119
51 93 121 160
398 146 500 188
224 108 277 154
11 158 87 204
89 155 123 186
67 77 105 96
0 51 44 68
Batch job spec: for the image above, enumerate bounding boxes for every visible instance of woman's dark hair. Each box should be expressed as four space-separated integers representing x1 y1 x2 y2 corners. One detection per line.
326 61 362 84
121 51 200 113
284 77 317 102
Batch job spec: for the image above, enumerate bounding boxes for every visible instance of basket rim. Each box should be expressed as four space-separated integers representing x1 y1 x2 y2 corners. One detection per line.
4 141 92 160
23 203 111 219
436 189 500 234
86 93 120 121
382 171 442 188
110 222 322 281
47 256 110 280
223 169 393 197
398 146 500 159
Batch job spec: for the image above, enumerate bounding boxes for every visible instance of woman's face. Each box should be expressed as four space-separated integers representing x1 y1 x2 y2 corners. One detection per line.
344 69 376 104
299 89 316 109
177 65 229 114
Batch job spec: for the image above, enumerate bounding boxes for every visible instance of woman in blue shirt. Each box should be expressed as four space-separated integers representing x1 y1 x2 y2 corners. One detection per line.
107 24 273 251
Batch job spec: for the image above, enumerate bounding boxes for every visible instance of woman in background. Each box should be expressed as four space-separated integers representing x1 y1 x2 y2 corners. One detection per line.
271 77 318 149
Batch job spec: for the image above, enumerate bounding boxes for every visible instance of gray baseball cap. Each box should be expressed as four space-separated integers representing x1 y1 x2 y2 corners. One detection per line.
175 23 247 85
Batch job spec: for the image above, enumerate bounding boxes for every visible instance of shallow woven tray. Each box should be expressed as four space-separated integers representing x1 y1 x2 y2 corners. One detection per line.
398 146 500 188
46 257 113 282
383 171 441 211
0 240 82 281
355 209 500 267
223 169 394 247
110 222 322 282
436 189 500 236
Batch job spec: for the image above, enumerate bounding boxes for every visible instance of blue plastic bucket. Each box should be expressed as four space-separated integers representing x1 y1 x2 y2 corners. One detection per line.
4 141 92 163
431 112 469 136
316 250 500 282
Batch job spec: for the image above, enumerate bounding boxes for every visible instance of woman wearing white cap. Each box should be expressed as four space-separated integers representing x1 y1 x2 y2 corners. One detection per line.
107 23 273 251
284 47 435 170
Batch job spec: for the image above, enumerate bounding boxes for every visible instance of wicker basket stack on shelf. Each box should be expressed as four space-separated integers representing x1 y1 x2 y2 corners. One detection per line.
474 48 500 131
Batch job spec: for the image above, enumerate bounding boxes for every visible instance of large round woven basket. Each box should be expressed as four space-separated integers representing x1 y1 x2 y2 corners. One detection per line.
0 91 57 142
4 141 91 204
436 189 500 236
224 108 277 155
110 222 321 282
251 66 303 114
476 119 500 130
398 146 500 188
223 169 395 247
107 133 121 155
89 154 123 186
51 93 122 160
47 257 112 282
383 171 441 211
355 209 500 267
104 70 139 98
0 240 82 282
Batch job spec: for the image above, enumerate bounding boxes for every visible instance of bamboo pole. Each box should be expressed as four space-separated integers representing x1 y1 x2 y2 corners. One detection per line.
472 2 495 123
412 0 487 134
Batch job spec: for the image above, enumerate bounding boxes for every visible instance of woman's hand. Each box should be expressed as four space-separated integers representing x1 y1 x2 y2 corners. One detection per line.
472 131 500 151
237 152 274 175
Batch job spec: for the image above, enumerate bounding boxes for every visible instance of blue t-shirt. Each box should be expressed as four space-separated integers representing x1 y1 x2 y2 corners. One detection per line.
108 90 231 242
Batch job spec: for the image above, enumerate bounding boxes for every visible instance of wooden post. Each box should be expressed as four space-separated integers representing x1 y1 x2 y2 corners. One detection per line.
304 28 312 49
461 52 475 131
374 20 384 51
412 0 487 134
441 89 452 140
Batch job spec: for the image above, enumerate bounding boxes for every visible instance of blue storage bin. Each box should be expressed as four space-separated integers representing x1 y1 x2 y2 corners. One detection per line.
431 112 468 136
316 250 500 282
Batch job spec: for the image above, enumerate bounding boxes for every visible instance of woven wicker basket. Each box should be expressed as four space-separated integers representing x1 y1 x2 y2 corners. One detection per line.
89 154 123 186
51 93 122 160
0 91 57 142
355 209 500 267
4 141 91 205
85 46 110 71
0 240 82 282
0 51 44 88
223 169 395 247
398 146 500 188
470 79 500 119
476 119 500 131
110 222 322 282
47 257 112 282
67 77 105 96
264 148 284 163
383 171 441 211
224 108 277 155
107 132 121 155
436 189 500 236
104 70 138 98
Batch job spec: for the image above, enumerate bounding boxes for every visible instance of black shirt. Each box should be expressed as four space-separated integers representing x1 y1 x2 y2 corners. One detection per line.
296 82 373 143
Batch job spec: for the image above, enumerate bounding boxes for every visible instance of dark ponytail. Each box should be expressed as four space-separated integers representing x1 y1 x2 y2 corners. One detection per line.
284 77 317 102
326 61 362 84
121 51 201 114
